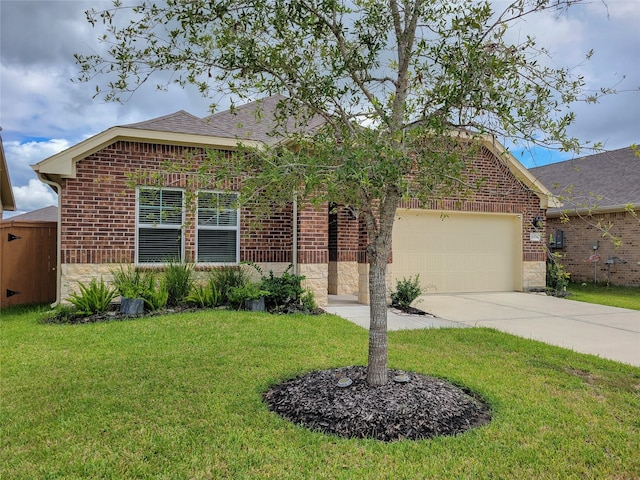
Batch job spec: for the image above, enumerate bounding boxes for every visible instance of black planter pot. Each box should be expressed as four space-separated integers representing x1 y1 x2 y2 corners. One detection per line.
244 297 266 312
120 297 145 316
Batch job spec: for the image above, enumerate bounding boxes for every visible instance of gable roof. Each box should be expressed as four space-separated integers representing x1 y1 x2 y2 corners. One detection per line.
31 96 554 208
202 95 326 145
1 132 16 212
530 146 640 215
32 96 324 184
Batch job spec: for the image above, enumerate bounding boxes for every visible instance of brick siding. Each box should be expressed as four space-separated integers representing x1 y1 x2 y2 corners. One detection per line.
548 210 640 286
59 141 299 266
59 140 547 294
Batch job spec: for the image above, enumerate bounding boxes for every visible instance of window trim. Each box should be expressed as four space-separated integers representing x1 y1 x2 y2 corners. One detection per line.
135 186 186 265
195 190 240 265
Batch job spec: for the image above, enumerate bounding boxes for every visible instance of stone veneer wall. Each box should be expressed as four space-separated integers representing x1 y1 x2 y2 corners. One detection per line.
523 261 546 291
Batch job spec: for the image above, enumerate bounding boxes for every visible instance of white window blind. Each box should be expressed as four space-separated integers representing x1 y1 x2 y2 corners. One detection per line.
196 191 239 263
137 187 184 263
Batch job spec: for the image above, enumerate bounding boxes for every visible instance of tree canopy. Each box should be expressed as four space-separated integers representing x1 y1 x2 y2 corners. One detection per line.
77 0 604 385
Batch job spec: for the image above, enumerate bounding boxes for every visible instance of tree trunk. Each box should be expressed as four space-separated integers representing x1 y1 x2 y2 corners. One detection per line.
367 250 389 386
365 186 399 386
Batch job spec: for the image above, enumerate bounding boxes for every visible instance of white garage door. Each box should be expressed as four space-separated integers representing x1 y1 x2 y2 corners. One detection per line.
392 210 522 293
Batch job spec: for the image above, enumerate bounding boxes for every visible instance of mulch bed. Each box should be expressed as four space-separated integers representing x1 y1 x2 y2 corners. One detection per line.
263 366 491 442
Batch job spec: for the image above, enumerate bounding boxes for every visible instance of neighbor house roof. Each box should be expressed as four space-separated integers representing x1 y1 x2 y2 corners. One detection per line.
530 146 640 216
1 132 16 212
1 205 58 223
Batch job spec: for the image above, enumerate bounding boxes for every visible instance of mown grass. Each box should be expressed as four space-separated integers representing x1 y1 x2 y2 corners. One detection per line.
567 282 640 311
1 304 639 479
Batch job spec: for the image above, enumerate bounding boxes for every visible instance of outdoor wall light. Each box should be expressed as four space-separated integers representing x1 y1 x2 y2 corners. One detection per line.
531 216 543 229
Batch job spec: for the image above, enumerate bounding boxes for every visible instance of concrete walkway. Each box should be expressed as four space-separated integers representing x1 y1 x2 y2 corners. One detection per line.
324 293 640 367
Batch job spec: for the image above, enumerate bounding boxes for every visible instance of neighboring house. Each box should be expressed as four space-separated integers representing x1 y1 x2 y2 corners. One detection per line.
1 131 16 217
1 206 58 307
531 147 640 286
33 96 554 306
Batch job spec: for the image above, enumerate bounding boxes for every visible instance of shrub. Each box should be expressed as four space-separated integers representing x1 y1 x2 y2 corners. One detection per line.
300 290 318 313
164 260 194 307
547 253 571 297
390 275 423 310
211 266 250 306
187 278 220 308
111 264 150 298
228 282 270 309
143 276 169 311
260 268 306 312
67 277 117 315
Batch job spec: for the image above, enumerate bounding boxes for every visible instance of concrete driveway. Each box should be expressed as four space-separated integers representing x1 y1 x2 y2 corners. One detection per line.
325 293 640 367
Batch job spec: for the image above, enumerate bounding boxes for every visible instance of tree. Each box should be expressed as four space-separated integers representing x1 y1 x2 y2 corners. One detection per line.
77 0 605 386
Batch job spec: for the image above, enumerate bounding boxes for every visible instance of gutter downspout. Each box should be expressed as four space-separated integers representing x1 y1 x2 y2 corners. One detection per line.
292 192 298 275
40 177 62 307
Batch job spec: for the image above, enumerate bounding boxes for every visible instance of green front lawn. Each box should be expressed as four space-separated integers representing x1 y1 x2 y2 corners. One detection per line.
567 282 640 311
1 305 639 479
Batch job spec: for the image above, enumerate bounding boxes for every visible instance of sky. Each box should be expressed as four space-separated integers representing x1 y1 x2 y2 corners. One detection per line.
1 0 639 218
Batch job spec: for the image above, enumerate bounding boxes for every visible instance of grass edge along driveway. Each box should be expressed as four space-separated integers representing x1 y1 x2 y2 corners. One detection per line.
1 305 639 479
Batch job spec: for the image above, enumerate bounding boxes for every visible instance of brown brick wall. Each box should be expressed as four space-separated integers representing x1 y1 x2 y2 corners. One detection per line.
59 141 546 276
59 141 298 266
391 146 547 263
548 210 640 286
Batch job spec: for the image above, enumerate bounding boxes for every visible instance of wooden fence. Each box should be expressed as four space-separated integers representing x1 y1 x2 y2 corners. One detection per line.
1 221 57 308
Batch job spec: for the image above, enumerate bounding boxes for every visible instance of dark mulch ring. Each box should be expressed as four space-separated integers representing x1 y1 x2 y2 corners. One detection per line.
42 304 204 324
263 366 492 442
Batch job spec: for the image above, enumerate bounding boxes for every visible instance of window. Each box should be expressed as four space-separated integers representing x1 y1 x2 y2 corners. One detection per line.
136 187 184 263
197 191 239 263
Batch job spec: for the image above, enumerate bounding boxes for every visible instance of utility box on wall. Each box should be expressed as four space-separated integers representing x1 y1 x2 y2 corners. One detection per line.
549 229 564 249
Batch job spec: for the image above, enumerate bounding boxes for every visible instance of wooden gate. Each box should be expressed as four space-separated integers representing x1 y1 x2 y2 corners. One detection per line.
1 221 57 308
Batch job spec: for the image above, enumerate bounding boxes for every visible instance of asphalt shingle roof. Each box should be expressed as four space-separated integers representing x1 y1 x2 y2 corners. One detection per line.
530 146 640 213
2 205 58 223
121 95 325 145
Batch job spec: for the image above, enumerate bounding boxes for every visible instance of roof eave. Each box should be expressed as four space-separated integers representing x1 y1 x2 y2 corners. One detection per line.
546 203 640 218
31 127 265 180
1 137 16 211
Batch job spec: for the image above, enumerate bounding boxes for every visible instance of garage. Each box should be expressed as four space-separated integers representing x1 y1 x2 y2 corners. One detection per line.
391 210 523 293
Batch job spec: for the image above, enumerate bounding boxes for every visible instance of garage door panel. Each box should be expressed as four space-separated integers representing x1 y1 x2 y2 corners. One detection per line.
392 210 522 293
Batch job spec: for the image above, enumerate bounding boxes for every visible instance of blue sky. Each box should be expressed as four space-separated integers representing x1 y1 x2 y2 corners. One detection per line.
1 0 639 217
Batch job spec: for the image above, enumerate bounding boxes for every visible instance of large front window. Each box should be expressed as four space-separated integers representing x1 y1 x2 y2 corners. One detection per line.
137 187 184 263
197 191 239 263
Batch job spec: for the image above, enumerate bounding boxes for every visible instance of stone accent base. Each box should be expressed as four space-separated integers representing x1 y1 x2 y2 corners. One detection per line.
61 263 115 301
298 263 329 307
523 261 546 291
328 261 359 296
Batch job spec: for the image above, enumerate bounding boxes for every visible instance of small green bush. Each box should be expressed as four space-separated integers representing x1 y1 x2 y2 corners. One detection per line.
228 282 270 309
211 266 250 305
67 278 117 315
260 268 306 312
390 275 423 310
143 277 169 311
547 253 571 297
187 279 220 308
111 265 150 298
164 260 194 307
300 290 318 313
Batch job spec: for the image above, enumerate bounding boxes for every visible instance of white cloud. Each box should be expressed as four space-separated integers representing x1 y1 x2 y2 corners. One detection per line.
12 179 57 213
3 138 71 186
